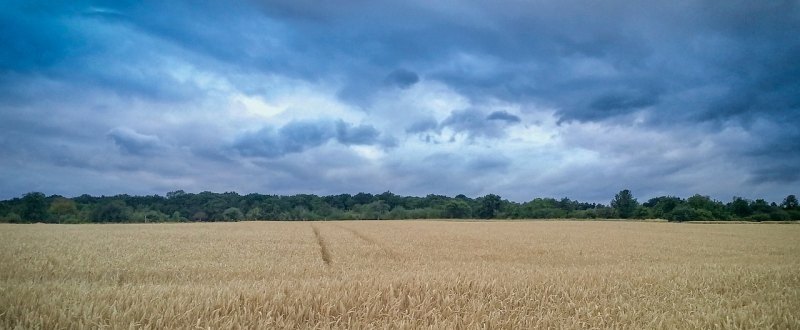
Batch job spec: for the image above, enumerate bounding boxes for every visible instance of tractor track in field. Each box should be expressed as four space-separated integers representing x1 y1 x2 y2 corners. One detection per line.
311 224 332 266
333 223 399 260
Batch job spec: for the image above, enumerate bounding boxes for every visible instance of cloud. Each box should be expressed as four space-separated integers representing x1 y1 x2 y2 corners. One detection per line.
335 121 381 145
440 109 521 139
486 111 521 123
0 0 798 204
384 69 419 89
405 118 439 133
107 127 163 155
233 119 383 158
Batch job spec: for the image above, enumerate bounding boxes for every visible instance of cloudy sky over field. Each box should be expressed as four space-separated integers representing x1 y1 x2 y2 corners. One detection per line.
1 0 798 202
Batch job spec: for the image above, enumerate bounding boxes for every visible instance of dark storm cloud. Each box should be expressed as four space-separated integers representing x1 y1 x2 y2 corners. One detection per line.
1 0 798 201
233 120 383 158
107 127 162 155
384 69 419 89
405 119 439 134
440 109 521 139
486 111 521 123
336 121 381 145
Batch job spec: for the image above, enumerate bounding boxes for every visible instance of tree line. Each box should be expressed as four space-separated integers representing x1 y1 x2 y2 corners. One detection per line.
0 189 797 224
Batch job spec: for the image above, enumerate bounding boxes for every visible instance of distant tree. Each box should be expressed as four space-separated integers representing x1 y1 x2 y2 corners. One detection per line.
352 192 375 206
687 194 714 210
376 191 401 210
730 197 752 218
359 201 389 219
647 196 683 219
443 200 472 218
557 197 576 212
21 192 49 222
477 194 502 219
191 211 208 221
166 190 186 199
750 199 772 214
245 207 262 220
323 194 353 210
170 211 186 222
668 205 713 222
222 207 244 221
90 200 131 222
611 189 638 219
132 209 167 222
0 212 22 223
387 206 409 219
49 197 78 222
781 195 798 210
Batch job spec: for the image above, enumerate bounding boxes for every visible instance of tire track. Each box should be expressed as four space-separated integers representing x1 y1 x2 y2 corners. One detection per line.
334 223 399 260
311 224 332 266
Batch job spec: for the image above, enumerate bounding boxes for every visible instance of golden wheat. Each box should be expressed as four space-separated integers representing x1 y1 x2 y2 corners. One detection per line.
1 221 799 329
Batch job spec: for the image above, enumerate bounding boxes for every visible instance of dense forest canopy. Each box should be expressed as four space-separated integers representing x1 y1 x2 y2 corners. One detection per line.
0 190 797 223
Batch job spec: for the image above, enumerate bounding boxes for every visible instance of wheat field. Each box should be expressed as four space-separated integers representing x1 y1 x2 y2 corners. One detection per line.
1 220 798 329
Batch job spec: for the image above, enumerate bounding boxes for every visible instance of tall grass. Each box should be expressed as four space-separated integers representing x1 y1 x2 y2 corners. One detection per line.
1 221 798 328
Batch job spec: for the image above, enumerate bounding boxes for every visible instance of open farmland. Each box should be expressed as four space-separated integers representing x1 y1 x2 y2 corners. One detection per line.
1 221 799 329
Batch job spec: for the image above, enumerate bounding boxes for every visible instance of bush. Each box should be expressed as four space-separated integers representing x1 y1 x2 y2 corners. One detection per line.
769 210 790 221
571 209 597 219
0 212 22 223
668 206 713 222
747 213 770 222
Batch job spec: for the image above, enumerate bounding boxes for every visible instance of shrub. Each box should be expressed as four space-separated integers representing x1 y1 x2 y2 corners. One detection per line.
768 210 790 221
668 206 713 222
0 212 22 223
748 213 770 222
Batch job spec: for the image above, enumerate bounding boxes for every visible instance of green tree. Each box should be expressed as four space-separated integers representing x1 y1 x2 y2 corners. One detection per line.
668 205 713 222
49 197 78 222
192 211 209 221
222 207 244 221
245 207 262 220
443 200 472 218
730 197 752 218
22 192 49 222
360 201 389 219
750 199 772 214
477 194 502 219
0 212 22 223
90 200 131 222
646 196 682 219
781 195 798 210
170 211 186 222
166 190 186 199
611 189 638 219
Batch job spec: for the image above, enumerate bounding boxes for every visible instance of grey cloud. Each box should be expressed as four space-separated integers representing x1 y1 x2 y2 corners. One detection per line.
442 110 491 137
486 111 521 123
405 118 439 133
467 155 511 171
441 109 520 139
554 88 661 123
336 121 381 145
590 91 658 113
406 110 521 141
384 69 419 89
2 0 799 202
234 119 384 158
382 151 516 199
107 127 162 155
234 123 330 158
10 0 798 129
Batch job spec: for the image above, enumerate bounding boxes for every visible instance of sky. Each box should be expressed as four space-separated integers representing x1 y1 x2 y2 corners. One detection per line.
1 0 798 203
